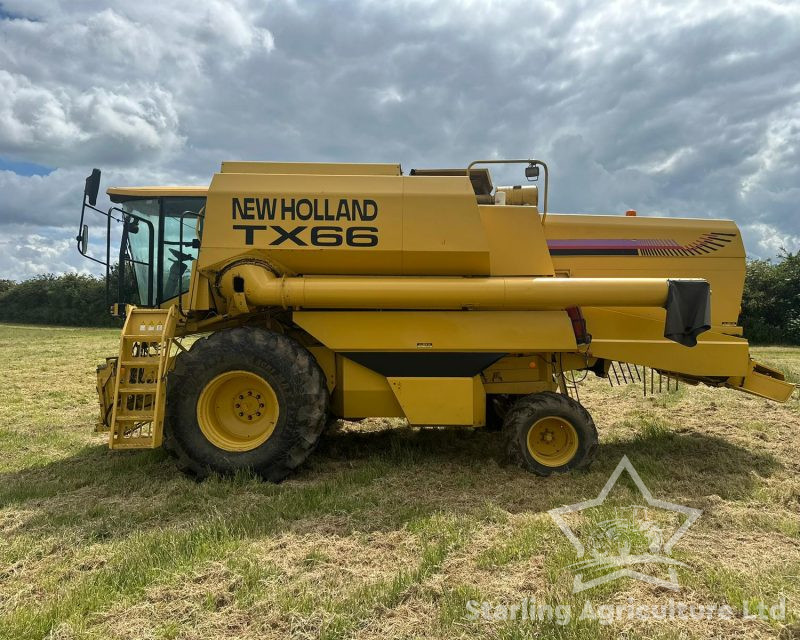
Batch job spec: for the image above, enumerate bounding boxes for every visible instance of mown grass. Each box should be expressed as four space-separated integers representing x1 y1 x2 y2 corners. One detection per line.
0 324 799 639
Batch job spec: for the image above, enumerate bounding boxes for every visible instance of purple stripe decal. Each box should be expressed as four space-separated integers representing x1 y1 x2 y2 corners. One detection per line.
546 234 734 256
547 239 681 250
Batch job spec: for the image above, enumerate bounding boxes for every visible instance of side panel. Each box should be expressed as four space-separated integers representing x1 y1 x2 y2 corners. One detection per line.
308 346 336 392
583 307 750 376
482 354 558 394
333 356 404 418
479 205 554 276
544 214 746 329
200 172 404 274
293 310 577 352
186 263 212 311
388 376 486 426
401 176 490 274
199 170 559 279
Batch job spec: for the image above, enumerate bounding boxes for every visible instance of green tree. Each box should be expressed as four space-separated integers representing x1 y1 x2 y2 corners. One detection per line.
0 279 15 295
0 273 119 327
740 250 800 344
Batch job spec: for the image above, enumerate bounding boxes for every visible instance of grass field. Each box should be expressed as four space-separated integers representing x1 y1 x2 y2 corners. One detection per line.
0 324 799 639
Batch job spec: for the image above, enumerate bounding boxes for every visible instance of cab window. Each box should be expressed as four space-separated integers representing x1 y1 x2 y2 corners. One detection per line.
160 197 205 302
120 196 205 307
121 199 159 306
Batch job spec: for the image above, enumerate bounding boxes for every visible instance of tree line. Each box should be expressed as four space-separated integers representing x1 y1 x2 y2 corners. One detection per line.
0 252 798 343
0 273 120 327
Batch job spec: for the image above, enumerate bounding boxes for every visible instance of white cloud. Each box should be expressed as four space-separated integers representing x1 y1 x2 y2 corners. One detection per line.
0 72 184 166
0 0 799 281
0 227 92 280
741 222 800 259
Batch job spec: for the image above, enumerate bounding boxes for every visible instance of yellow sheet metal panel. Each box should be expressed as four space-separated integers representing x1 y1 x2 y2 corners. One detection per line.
200 171 404 274
388 376 485 426
726 360 796 402
401 175 490 275
544 214 745 327
220 162 402 176
187 264 211 311
106 186 208 198
334 356 404 418
478 205 554 276
481 354 557 394
583 307 750 376
293 311 577 352
308 346 336 392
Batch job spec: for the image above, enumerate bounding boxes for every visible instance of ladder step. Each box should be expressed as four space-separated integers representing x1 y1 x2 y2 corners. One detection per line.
111 438 156 450
120 357 161 366
115 412 155 422
124 334 169 340
118 384 157 393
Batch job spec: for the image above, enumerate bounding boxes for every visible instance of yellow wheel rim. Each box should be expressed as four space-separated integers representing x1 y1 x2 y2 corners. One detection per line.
196 370 280 452
526 416 579 467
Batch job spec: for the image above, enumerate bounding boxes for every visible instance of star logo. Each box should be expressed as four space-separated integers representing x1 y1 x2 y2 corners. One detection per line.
548 455 702 593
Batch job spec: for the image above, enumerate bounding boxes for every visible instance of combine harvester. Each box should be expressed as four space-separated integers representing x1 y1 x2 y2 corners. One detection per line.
76 159 794 480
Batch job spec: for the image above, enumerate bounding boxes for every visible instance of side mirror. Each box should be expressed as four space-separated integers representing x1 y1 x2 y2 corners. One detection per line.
79 224 89 254
525 164 539 181
84 168 101 206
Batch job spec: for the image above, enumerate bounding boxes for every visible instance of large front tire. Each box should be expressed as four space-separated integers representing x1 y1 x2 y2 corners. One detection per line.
503 391 598 476
164 327 328 481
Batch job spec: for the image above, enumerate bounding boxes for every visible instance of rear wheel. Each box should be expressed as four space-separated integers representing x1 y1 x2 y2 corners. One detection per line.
485 394 515 432
164 327 328 481
503 391 598 476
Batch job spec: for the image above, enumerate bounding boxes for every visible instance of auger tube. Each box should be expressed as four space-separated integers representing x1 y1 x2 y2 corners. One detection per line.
221 263 698 311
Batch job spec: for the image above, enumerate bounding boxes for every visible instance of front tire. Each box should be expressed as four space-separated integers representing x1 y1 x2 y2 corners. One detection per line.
503 391 598 476
164 327 328 481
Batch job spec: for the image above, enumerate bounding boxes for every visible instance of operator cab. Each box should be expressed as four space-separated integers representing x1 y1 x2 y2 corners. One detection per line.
76 168 207 312
108 188 207 308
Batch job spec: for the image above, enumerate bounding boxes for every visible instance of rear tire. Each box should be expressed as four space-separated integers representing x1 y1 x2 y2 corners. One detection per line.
503 391 598 476
164 327 328 481
485 394 514 432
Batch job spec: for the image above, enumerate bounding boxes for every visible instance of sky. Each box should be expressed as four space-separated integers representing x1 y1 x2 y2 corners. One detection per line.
0 0 798 281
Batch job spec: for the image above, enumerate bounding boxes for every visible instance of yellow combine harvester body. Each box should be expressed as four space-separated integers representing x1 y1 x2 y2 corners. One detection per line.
77 160 794 480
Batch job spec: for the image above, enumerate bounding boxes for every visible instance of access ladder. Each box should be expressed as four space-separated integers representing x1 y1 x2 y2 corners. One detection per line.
108 306 177 449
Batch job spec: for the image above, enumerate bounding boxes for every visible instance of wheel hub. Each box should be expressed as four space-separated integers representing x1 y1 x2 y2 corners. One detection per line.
197 370 280 452
234 389 266 422
526 416 579 467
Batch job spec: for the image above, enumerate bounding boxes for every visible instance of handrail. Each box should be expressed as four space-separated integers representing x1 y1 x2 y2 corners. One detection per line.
177 209 205 318
76 196 113 306
466 158 550 221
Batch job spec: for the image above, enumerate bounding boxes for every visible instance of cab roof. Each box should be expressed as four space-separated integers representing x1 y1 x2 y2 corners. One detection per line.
106 186 208 203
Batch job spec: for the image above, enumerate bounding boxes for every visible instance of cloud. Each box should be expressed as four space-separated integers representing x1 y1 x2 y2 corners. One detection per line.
0 0 798 281
0 225 93 280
